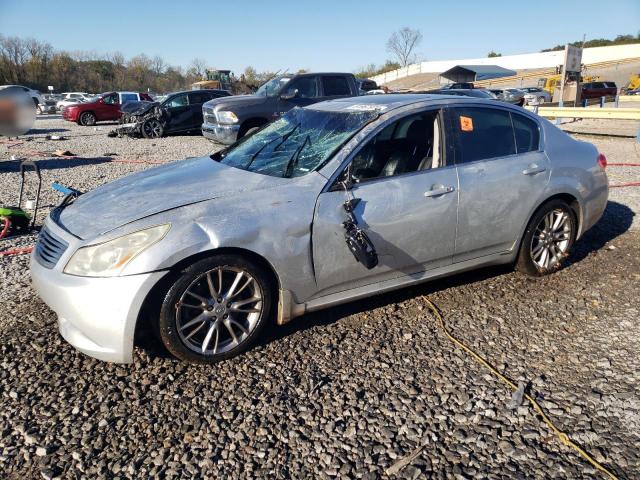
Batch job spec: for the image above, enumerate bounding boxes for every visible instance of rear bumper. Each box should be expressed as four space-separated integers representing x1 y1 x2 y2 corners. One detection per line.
202 122 239 145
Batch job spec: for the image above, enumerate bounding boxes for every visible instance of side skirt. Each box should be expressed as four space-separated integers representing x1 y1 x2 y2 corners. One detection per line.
278 251 515 323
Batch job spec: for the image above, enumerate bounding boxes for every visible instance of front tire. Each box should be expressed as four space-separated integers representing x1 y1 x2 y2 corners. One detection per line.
79 111 96 126
142 118 164 138
158 255 273 363
516 200 577 276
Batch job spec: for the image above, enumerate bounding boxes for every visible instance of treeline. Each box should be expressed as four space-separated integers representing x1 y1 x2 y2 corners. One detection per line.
0 35 209 93
355 60 401 79
541 33 640 52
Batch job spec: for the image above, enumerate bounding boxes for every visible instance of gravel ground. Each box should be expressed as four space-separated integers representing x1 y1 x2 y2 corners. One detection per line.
1 117 639 479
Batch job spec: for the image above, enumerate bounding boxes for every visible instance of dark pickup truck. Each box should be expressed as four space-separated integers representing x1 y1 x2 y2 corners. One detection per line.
201 72 359 144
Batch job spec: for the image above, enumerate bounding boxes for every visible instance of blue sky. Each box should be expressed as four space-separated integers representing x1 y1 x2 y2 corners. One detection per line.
1 0 638 73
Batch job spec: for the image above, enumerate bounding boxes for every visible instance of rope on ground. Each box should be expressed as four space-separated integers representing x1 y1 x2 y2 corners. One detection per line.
0 217 10 240
0 246 33 257
610 182 640 188
387 297 619 479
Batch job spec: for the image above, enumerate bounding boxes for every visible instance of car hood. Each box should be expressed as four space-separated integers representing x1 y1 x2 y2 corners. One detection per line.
57 156 289 239
120 101 156 115
204 94 268 111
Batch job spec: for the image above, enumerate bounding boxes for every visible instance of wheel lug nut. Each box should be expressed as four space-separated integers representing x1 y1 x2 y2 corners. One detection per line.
223 314 228 319
217 297 223 302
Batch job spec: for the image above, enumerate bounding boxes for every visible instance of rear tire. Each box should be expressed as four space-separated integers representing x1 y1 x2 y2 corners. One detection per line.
79 112 96 126
158 254 274 363
516 200 577 276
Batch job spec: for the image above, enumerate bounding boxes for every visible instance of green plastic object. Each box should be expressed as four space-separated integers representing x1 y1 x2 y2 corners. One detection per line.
0 206 29 218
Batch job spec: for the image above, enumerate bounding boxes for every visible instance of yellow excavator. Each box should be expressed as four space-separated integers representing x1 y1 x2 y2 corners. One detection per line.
622 73 640 93
192 69 233 91
537 73 600 95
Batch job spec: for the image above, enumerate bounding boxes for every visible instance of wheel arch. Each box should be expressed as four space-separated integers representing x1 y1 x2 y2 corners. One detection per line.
513 191 582 257
134 246 282 341
536 192 581 231
239 117 269 137
79 110 96 124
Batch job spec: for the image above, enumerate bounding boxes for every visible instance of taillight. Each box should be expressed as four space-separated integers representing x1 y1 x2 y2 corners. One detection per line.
597 153 607 169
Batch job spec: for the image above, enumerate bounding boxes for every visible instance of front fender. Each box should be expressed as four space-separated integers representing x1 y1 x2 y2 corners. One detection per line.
119 173 326 303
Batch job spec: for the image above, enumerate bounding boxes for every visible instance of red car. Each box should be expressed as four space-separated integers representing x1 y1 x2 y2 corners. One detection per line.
63 91 153 126
581 81 618 100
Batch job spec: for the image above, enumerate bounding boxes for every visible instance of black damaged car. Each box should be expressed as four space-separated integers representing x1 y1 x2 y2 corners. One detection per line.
114 89 231 138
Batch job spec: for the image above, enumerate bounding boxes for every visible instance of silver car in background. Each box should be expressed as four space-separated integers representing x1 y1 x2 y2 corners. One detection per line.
31 95 609 364
520 86 552 104
489 88 526 105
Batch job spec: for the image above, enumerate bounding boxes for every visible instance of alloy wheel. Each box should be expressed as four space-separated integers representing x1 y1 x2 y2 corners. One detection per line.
81 112 95 126
143 119 162 138
175 266 263 355
530 208 572 271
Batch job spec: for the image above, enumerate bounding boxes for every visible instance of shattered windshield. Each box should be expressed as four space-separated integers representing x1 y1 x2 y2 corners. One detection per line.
254 76 291 97
216 107 378 178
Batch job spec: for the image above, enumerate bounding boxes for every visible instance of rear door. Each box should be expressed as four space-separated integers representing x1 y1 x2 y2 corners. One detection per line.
187 91 211 129
450 105 549 262
319 75 354 101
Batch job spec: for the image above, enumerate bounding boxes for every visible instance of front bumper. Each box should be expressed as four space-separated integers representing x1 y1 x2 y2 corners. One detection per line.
202 122 239 145
62 108 79 122
30 220 167 363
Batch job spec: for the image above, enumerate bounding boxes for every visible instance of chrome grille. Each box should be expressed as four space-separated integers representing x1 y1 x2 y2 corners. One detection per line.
35 226 69 269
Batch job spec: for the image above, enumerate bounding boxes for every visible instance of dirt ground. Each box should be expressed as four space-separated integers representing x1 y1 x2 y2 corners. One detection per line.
0 116 639 479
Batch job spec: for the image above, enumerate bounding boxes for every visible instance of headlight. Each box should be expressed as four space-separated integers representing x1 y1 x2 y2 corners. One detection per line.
215 110 238 124
64 224 170 277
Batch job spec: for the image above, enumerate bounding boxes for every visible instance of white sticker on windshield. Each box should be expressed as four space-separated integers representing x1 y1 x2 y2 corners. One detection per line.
345 104 387 112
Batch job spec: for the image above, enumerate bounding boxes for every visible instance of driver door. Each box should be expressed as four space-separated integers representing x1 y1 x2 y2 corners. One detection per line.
277 76 320 116
164 93 191 131
97 92 120 120
312 108 459 296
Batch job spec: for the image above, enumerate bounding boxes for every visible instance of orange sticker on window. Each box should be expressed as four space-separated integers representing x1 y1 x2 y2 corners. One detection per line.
460 116 473 132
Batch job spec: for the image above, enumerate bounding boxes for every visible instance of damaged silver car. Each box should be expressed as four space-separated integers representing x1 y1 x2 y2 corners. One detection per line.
31 95 609 364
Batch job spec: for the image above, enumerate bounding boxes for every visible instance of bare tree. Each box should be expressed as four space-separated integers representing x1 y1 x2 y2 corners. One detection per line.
386 27 422 67
151 55 166 75
188 57 208 79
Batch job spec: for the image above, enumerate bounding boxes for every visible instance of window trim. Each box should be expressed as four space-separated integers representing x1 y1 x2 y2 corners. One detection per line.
326 106 449 191
448 103 543 166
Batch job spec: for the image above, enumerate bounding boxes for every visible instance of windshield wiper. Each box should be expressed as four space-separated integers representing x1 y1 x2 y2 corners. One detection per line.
244 122 301 170
274 122 300 151
245 134 280 169
283 134 311 178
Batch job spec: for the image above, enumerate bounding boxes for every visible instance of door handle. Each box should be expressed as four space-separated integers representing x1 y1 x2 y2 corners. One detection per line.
424 185 455 197
522 164 547 175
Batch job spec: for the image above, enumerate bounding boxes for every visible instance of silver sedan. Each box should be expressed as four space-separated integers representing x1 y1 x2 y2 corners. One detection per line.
31 95 609 364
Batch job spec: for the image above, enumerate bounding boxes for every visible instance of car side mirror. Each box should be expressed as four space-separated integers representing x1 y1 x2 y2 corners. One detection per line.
280 89 299 100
